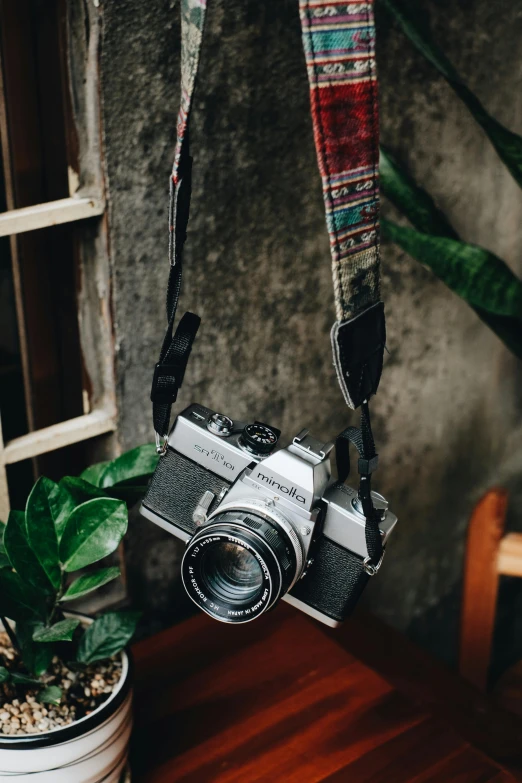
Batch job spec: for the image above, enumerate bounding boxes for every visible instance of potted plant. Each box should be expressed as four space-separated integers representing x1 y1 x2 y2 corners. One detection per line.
0 444 158 782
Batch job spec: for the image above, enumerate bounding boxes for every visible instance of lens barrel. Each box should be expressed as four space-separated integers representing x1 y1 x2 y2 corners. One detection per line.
181 510 297 624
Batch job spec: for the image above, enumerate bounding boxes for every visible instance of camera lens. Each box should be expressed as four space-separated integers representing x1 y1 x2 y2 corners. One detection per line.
201 541 263 603
181 509 300 624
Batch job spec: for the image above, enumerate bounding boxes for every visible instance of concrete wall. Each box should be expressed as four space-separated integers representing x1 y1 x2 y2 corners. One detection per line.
100 0 522 667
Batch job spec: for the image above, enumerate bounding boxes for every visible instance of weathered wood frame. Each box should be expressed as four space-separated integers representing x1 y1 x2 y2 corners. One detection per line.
0 1 118 519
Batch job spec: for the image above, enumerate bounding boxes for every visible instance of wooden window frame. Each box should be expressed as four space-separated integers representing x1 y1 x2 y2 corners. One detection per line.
0 0 118 519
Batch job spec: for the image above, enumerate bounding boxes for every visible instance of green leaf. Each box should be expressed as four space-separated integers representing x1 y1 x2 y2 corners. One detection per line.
37 686 62 706
59 477 106 506
380 147 458 239
381 220 522 320
98 445 158 488
80 461 110 488
59 498 127 573
380 149 522 357
106 485 149 505
76 611 140 665
0 532 9 569
15 621 54 677
0 570 47 622
4 511 54 593
470 307 522 360
25 478 61 590
0 667 9 683
60 567 121 602
50 483 77 542
33 618 80 643
60 476 146 508
381 0 522 190
10 672 42 686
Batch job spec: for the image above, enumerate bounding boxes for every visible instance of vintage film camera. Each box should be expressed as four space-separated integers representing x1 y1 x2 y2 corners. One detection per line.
141 403 397 627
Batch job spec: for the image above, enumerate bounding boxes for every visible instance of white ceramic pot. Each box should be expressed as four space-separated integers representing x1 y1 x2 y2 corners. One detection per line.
0 651 132 782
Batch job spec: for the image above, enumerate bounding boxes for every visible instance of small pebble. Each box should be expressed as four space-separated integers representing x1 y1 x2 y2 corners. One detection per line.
0 631 121 736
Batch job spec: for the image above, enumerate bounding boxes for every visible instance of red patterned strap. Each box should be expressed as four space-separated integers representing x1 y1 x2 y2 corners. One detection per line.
299 1 385 408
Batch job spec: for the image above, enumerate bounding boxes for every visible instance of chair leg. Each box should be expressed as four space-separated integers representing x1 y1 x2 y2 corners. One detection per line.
459 488 508 691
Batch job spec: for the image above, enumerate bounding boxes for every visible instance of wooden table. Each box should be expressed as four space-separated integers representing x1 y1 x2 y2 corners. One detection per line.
131 603 522 782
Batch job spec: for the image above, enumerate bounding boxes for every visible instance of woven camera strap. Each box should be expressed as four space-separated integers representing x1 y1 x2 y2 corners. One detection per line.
150 0 385 570
300 0 385 571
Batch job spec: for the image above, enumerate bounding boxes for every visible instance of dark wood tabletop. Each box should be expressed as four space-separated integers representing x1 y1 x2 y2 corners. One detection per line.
131 603 522 782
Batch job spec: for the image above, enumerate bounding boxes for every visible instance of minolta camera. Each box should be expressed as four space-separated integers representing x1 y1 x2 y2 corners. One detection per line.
141 403 397 627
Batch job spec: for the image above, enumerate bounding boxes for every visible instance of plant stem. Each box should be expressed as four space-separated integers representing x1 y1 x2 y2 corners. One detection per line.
0 616 21 654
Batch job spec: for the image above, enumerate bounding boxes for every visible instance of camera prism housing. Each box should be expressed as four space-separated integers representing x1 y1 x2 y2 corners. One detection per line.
140 403 397 627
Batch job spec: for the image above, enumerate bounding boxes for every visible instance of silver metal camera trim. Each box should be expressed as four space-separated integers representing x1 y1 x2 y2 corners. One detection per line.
140 503 191 543
322 484 397 559
281 593 341 628
206 498 304 591
183 521 282 624
169 404 263 482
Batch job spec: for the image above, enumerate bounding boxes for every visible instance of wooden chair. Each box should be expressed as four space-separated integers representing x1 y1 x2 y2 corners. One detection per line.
460 487 522 694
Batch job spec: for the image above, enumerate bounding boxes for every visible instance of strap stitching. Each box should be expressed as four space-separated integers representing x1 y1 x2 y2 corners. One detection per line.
304 0 347 314
364 1 381 293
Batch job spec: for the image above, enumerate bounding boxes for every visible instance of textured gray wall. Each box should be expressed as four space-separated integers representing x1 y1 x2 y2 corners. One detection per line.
100 0 522 664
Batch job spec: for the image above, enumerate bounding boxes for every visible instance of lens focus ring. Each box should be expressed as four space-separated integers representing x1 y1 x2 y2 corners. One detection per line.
181 511 298 624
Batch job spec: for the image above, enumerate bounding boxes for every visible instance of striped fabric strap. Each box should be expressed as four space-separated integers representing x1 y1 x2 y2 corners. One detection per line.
299 0 381 322
172 0 207 186
299 0 385 408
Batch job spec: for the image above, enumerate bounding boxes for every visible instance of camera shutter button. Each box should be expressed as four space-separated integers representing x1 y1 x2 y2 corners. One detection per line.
207 413 234 436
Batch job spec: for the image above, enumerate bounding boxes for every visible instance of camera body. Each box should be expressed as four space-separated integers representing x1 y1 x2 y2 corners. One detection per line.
141 403 397 627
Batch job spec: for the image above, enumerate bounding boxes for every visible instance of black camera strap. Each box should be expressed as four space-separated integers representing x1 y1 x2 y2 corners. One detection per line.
150 0 207 447
151 0 386 570
151 141 200 443
335 401 384 571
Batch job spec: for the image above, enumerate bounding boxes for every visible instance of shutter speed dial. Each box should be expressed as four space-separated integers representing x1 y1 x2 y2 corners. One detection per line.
240 422 280 455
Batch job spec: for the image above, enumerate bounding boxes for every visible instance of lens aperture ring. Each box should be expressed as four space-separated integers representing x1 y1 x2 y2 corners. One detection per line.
207 498 304 588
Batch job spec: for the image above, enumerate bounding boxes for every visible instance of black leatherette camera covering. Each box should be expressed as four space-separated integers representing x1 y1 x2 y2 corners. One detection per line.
142 448 232 536
289 536 369 623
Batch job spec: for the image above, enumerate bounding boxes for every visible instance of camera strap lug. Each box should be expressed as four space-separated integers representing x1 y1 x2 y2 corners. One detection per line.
155 432 169 456
363 550 385 577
